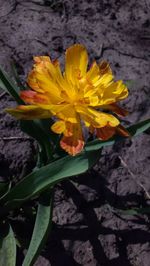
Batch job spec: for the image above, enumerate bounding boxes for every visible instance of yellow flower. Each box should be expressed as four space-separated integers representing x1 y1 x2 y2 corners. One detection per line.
7 44 129 155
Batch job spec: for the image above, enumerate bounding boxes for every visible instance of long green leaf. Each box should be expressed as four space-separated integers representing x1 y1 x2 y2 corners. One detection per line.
119 207 150 215
20 120 53 164
10 61 27 91
85 118 150 151
0 224 16 266
2 149 101 206
23 190 53 266
0 66 24 104
0 182 11 200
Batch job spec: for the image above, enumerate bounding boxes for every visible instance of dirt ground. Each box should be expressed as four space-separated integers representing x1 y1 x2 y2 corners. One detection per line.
0 0 150 265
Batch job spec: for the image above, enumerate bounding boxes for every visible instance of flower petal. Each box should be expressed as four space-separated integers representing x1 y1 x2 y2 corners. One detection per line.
96 124 130 140
65 44 88 84
86 61 100 85
99 80 128 105
107 103 129 117
27 56 63 103
101 103 129 117
51 105 78 123
99 61 112 75
60 122 84 156
116 124 130 137
76 106 119 128
51 120 66 134
96 126 116 140
20 90 50 105
6 105 51 120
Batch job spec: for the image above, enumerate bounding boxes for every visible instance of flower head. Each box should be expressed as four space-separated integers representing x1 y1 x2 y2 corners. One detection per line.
7 44 129 155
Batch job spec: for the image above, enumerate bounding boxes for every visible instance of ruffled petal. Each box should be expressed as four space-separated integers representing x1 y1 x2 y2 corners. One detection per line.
76 105 119 128
51 120 66 134
65 44 88 84
109 103 129 117
6 105 51 120
116 124 130 137
96 124 130 140
99 80 128 105
53 105 78 123
27 56 63 103
20 90 50 105
102 103 129 117
60 123 84 156
96 126 116 140
86 61 100 85
99 61 112 75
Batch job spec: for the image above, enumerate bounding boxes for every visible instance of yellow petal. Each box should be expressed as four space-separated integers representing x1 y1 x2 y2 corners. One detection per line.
6 105 52 120
27 70 43 93
95 72 113 88
51 120 66 134
50 104 78 123
86 61 100 85
28 56 64 103
65 44 88 84
100 80 128 105
76 105 119 128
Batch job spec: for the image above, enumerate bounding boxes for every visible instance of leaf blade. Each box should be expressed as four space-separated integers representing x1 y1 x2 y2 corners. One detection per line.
0 224 16 266
22 190 53 266
2 149 101 206
0 66 24 104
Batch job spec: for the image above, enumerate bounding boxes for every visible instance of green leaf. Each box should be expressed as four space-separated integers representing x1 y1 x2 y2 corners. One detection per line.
20 120 53 164
127 118 150 136
85 118 150 151
10 61 27 91
0 182 11 200
22 190 53 266
0 223 16 266
119 207 150 215
0 66 24 104
2 149 101 207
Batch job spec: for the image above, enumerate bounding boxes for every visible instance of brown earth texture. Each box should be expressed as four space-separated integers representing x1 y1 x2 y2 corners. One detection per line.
0 0 150 265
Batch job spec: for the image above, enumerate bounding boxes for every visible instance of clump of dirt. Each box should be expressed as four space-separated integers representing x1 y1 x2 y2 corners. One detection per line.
0 1 150 265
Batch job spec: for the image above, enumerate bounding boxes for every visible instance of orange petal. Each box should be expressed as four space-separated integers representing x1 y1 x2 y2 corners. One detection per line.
60 136 84 156
33 56 51 64
110 103 129 117
116 125 130 137
103 103 129 117
20 90 50 105
99 61 112 75
60 123 84 156
6 105 51 120
96 124 130 141
96 126 116 140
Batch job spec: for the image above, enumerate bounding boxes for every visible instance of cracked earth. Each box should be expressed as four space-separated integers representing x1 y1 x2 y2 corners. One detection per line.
0 0 150 265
